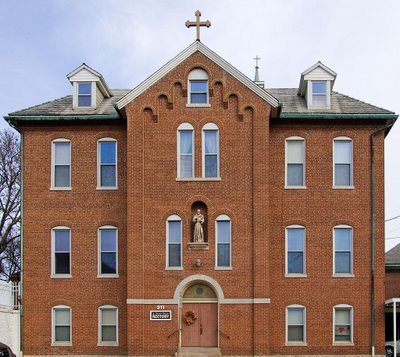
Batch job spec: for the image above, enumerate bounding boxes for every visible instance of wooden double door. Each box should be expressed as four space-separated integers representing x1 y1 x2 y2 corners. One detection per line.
181 303 218 347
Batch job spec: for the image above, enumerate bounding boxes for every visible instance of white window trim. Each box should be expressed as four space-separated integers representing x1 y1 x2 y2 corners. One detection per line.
52 305 72 346
51 226 71 278
215 214 232 270
98 226 118 278
285 225 306 277
177 123 194 179
51 139 71 190
98 305 119 346
333 225 354 277
202 123 220 179
166 215 183 270
97 138 118 190
285 136 306 189
333 137 354 189
333 304 354 345
307 80 331 109
187 68 209 106
73 81 96 108
286 304 307 345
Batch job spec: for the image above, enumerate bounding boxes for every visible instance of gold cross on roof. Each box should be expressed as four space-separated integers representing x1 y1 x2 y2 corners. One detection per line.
185 10 211 41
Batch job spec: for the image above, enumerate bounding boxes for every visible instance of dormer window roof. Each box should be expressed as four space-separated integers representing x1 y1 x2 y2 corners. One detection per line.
67 63 112 109
298 61 337 109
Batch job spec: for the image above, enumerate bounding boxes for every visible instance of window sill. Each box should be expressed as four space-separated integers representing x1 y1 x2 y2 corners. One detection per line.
333 273 354 278
285 186 307 190
285 273 307 278
333 186 354 190
215 266 232 270
96 186 118 190
51 274 72 279
50 187 71 191
286 342 307 347
176 177 221 182
51 342 72 346
98 342 119 346
97 274 119 278
333 342 354 346
165 267 183 271
186 103 211 108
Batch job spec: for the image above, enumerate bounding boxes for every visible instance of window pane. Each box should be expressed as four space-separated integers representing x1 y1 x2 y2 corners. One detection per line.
288 308 304 324
55 230 70 251
335 141 351 163
102 309 116 325
55 253 70 274
287 229 303 250
191 93 207 104
100 142 116 164
78 83 91 94
287 141 304 163
55 326 70 342
101 165 116 186
288 252 303 273
218 243 230 267
168 221 181 243
168 244 181 267
191 81 207 92
335 229 351 250
204 131 217 154
54 143 70 165
101 230 116 251
55 309 70 324
217 221 230 243
205 155 218 177
180 155 193 177
287 164 303 186
78 95 91 107
288 326 304 342
335 309 350 324
335 164 350 186
180 131 193 154
335 252 351 273
102 326 116 342
335 326 351 341
101 252 116 274
55 166 70 187
312 82 326 94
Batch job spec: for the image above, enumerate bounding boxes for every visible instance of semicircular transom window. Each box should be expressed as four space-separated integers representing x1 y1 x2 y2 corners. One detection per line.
183 283 217 301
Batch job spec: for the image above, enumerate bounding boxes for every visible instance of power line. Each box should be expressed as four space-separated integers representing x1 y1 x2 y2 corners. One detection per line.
385 237 400 240
386 214 400 222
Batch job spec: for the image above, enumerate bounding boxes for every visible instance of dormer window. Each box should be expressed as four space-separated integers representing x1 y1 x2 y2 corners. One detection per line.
187 68 209 106
77 82 92 107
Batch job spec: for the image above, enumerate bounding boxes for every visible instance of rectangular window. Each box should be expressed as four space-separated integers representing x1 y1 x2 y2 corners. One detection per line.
334 227 352 274
286 139 305 186
99 228 117 275
168 220 182 267
78 82 92 107
98 140 117 187
334 139 352 187
179 130 193 178
52 141 71 188
334 307 352 342
287 307 305 342
53 228 71 276
286 227 305 275
312 81 327 107
99 307 118 344
53 307 71 343
217 219 231 267
190 80 208 104
203 129 219 178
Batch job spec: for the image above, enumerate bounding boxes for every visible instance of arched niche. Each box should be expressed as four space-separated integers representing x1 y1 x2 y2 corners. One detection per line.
190 201 208 245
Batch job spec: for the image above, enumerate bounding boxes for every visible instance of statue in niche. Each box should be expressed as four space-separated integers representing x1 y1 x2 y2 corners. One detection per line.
192 209 205 243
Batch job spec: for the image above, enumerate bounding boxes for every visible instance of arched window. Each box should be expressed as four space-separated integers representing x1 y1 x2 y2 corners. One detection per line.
52 305 72 344
166 215 182 269
202 123 219 178
51 226 71 277
285 225 306 276
215 215 231 268
333 304 353 343
285 136 305 187
98 226 118 277
97 138 117 188
98 305 118 345
177 123 194 178
286 305 306 343
333 225 353 275
51 139 71 189
188 69 209 105
333 137 353 187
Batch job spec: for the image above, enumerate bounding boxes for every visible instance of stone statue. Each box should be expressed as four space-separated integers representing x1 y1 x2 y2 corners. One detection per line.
192 209 205 243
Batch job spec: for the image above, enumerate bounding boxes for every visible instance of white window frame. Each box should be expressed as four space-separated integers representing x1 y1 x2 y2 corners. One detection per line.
52 305 72 346
285 136 305 188
215 214 232 270
187 68 210 107
97 138 118 189
177 123 194 179
166 215 183 270
73 81 96 108
333 225 354 277
333 137 353 188
98 305 118 346
285 225 306 277
333 304 353 344
51 226 71 278
308 80 330 109
286 305 306 345
98 226 118 278
51 139 71 190
202 123 220 178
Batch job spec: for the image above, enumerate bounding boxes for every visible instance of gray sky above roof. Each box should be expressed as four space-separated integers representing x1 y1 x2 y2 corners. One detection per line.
0 0 399 250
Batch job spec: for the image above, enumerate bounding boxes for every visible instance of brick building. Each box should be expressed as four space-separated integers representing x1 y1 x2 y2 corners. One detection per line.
5 38 398 357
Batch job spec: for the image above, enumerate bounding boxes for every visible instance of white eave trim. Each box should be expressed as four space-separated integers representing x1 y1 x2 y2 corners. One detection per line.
117 41 279 109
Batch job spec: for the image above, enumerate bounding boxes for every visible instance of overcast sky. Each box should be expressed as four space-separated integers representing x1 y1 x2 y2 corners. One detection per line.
0 0 399 250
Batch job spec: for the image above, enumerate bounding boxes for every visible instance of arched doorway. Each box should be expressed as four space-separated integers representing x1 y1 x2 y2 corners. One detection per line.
181 283 218 347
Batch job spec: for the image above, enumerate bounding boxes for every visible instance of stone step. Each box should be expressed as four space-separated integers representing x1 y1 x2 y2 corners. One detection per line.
177 347 222 357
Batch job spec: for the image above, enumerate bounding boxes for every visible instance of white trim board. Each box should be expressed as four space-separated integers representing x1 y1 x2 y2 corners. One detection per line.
126 298 270 305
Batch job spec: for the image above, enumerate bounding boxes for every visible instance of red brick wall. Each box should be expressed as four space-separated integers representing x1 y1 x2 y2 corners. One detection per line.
386 269 400 300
